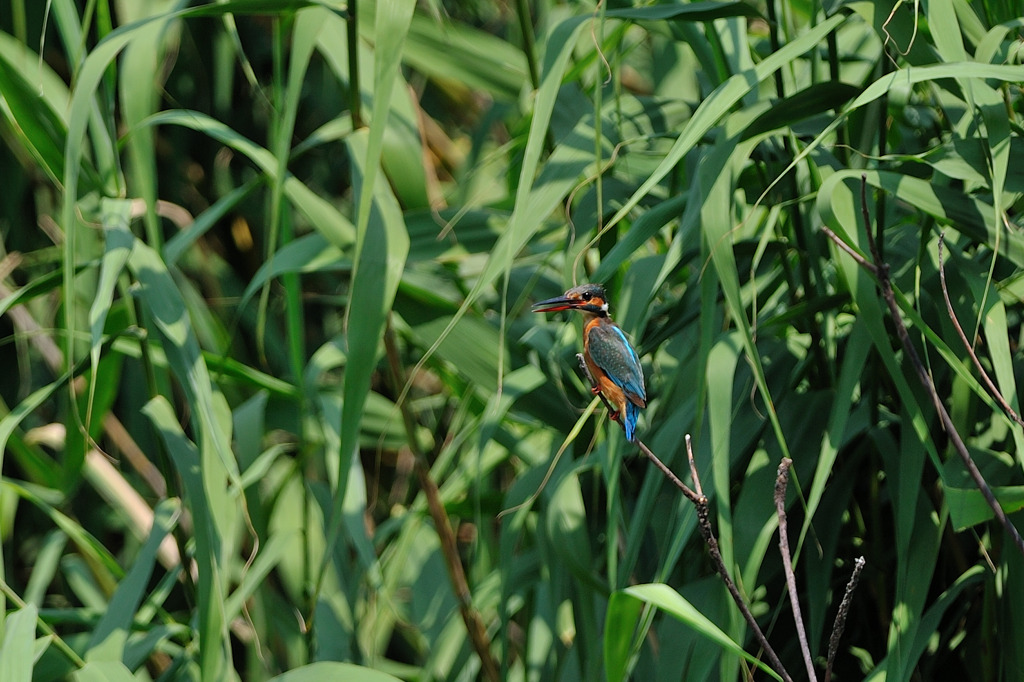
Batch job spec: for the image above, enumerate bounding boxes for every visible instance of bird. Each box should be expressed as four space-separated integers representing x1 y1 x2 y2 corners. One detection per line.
532 283 646 441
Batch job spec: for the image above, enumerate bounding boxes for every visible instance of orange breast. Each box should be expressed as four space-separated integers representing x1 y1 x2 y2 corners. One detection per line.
583 328 628 415
597 372 628 413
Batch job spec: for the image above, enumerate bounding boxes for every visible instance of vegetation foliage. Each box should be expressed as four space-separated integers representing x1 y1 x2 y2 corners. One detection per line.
1 0 1023 680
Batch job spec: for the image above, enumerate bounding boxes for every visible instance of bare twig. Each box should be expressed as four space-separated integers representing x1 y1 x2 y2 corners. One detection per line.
686 433 703 499
819 226 879 276
687 444 793 682
574 354 794 682
823 176 1024 558
824 556 865 682
937 234 1024 428
774 458 817 682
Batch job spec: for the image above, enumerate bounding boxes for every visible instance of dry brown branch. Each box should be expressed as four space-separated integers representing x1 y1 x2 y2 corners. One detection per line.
819 226 878 276
686 433 703 499
774 458 817 681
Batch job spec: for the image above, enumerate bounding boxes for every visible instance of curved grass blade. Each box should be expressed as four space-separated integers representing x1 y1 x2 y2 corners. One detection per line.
139 109 356 250
123 225 239 486
606 584 784 682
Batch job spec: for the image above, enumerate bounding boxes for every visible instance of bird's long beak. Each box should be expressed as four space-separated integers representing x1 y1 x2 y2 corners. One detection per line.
531 295 576 313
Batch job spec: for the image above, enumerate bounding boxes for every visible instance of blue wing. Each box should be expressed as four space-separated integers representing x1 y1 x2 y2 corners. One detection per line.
587 322 646 407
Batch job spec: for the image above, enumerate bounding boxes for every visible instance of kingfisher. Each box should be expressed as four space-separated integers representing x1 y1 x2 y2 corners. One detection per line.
532 283 647 441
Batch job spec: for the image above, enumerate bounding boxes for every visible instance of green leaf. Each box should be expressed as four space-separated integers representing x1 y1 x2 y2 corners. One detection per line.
606 1 763 21
336 0 415 503
607 584 783 681
142 397 232 678
73 660 136 682
0 604 38 682
125 227 239 485
945 485 1024 531
239 233 347 312
85 498 179 662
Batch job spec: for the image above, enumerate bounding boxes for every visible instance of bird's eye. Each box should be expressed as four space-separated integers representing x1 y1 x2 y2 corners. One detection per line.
581 292 592 300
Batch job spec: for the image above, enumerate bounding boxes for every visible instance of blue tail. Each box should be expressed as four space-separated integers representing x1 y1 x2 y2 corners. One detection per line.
624 402 641 442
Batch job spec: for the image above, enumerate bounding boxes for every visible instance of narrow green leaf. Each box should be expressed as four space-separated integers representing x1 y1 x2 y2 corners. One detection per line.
1 478 124 580
603 12 846 235
124 227 238 484
604 590 645 682
404 14 593 381
90 198 133 424
85 498 179 662
546 469 593 580
163 181 259 266
592 194 688 283
0 50 75 188
336 0 416 508
140 109 357 250
142 396 232 679
606 0 762 21
614 584 784 681
239 232 347 312
338 126 411 491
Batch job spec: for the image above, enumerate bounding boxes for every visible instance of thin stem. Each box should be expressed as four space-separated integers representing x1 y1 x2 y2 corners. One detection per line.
694 503 793 682
820 226 878 275
686 433 703 499
774 458 817 682
859 178 1024 558
937 234 1024 427
824 556 865 682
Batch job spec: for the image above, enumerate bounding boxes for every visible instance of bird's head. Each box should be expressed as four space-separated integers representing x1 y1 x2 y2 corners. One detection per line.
531 283 609 317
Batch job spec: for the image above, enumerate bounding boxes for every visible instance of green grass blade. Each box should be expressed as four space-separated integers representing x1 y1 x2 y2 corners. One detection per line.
608 584 784 682
124 225 239 485
84 498 180 662
89 197 133 442
336 0 415 498
142 396 232 679
601 12 846 235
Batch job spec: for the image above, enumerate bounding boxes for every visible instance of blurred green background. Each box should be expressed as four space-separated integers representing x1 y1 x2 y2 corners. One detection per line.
1 0 1023 680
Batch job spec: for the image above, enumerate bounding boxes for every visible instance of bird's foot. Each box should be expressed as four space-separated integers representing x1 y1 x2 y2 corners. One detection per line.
591 386 602 396
608 410 621 422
